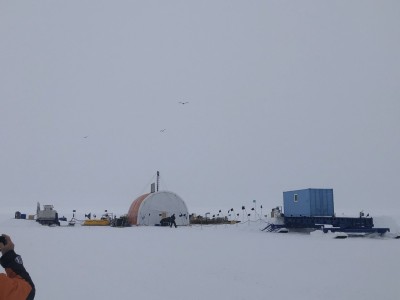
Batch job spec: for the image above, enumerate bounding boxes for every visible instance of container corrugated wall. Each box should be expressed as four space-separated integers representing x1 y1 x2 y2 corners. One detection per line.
283 188 334 217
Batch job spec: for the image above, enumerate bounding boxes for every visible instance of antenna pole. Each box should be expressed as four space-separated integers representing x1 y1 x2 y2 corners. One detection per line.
156 171 160 192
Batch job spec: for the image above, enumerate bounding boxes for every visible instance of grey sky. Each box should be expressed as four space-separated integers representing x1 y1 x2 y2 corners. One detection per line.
1 1 399 216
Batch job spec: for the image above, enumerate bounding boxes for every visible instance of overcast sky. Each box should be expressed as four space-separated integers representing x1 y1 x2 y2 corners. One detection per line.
1 1 399 216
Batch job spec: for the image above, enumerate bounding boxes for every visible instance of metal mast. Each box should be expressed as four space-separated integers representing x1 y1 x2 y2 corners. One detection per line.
156 171 160 192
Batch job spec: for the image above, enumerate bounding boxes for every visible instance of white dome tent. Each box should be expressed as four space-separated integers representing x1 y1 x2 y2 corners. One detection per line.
127 191 189 226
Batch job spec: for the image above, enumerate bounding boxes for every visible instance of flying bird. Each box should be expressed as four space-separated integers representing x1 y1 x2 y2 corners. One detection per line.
160 129 166 132
178 101 189 105
83 136 88 139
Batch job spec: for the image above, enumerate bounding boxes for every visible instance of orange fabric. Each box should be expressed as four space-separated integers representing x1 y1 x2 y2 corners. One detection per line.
127 193 150 225
0 272 32 300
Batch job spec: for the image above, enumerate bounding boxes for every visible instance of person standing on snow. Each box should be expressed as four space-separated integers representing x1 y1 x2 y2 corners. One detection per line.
170 214 177 228
0 234 35 300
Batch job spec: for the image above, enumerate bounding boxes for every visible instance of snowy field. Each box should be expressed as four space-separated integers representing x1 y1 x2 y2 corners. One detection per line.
1 213 399 300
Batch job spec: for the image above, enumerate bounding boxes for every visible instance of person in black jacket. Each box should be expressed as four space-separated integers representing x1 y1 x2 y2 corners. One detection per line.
169 214 177 228
0 234 35 300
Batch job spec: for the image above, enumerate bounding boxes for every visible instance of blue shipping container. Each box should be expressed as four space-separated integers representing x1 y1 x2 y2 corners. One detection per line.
283 188 334 217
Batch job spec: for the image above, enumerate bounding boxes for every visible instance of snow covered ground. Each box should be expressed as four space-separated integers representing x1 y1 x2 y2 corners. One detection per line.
1 213 399 300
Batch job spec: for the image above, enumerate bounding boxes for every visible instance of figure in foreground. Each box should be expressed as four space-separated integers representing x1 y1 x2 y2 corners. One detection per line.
0 234 35 300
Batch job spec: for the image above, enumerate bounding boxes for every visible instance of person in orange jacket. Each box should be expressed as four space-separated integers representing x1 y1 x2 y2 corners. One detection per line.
0 234 35 300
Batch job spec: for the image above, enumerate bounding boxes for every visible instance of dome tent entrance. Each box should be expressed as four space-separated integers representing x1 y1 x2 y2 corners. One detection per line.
127 191 189 226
